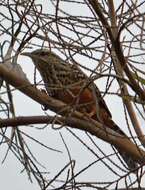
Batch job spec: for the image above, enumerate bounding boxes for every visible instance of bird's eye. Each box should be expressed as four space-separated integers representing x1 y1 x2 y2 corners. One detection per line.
39 52 47 56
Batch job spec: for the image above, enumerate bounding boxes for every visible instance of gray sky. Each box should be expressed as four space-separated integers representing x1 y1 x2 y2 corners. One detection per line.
0 0 145 189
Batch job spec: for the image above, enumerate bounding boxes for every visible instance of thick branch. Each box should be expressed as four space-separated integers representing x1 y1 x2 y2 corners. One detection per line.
0 115 57 127
0 115 145 164
88 0 145 101
107 1 145 147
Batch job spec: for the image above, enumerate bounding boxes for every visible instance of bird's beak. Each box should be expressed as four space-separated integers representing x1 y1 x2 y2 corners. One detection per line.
21 52 32 57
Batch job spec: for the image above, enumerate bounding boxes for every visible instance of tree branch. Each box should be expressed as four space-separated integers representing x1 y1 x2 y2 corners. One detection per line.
107 1 145 147
88 0 145 101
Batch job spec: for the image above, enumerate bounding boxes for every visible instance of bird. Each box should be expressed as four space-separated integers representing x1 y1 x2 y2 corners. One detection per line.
22 49 138 171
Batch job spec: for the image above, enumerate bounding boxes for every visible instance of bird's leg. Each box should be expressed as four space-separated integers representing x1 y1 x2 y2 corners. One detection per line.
87 105 97 118
40 88 50 110
40 88 48 95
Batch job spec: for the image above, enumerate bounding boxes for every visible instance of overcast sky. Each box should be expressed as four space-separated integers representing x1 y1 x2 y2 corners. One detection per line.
0 1 145 189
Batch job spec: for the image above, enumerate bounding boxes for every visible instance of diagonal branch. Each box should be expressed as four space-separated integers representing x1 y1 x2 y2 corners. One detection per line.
0 64 145 165
88 0 145 101
107 0 145 147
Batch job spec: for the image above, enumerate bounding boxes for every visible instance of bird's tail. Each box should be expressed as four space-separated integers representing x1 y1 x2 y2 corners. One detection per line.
115 146 138 171
106 118 138 171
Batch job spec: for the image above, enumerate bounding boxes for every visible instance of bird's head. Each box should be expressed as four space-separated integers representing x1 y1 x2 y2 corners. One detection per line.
21 49 71 81
21 49 68 75
22 49 59 66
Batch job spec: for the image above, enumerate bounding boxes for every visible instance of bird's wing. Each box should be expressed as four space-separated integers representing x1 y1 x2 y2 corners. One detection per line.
71 63 112 118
